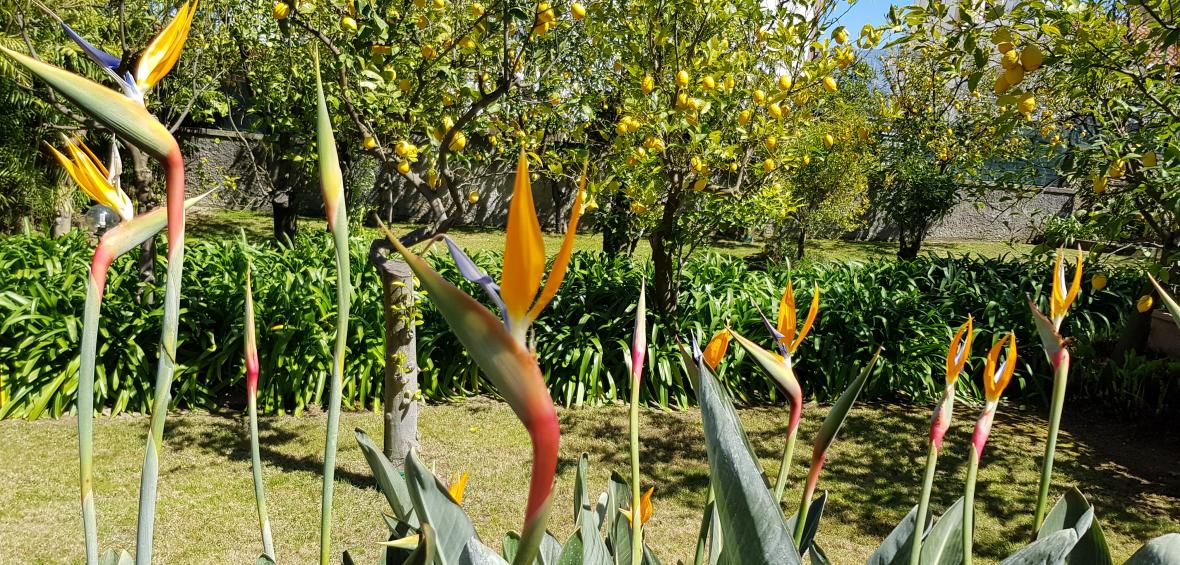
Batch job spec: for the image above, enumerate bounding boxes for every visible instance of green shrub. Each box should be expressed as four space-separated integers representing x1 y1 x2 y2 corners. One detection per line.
0 231 1140 418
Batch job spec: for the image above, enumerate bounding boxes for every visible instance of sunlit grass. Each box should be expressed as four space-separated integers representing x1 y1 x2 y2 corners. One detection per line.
1 399 1174 564
188 209 1034 262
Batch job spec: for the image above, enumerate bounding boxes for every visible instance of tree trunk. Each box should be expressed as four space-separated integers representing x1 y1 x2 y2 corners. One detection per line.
649 184 683 318
50 196 72 237
129 145 158 304
601 190 632 257
272 191 298 246
1114 239 1175 361
379 253 420 468
897 228 923 260
795 225 806 259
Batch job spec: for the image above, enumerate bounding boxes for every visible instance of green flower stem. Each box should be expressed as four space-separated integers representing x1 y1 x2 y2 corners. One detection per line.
773 428 798 504
793 457 823 546
962 448 980 565
78 272 103 565
908 440 940 565
134 237 185 565
1032 353 1070 532
629 380 643 565
319 222 351 564
248 388 274 559
693 485 714 565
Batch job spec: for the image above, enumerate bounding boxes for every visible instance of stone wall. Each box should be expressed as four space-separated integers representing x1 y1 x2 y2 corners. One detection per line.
178 128 1072 241
849 186 1076 242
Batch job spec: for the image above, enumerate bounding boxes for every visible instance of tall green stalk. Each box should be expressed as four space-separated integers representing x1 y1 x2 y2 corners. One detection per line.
243 246 275 560
773 429 798 503
78 272 103 565
962 448 980 565
134 153 186 565
908 441 940 565
629 282 646 565
629 381 642 565
313 49 351 565
1033 353 1070 531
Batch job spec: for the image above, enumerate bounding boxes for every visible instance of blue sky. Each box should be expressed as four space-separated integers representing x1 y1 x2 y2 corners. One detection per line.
833 1 896 33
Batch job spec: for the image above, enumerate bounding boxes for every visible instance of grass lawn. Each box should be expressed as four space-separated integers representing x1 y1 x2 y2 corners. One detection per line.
189 209 1034 263
1 398 1176 564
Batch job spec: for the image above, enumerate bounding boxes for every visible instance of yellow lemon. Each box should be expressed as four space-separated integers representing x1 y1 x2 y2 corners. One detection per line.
1019 93 1037 114
1091 274 1107 291
822 76 837 93
769 102 782 119
1107 160 1125 179
778 73 793 91
765 136 777 151
272 2 290 20
738 109 752 125
994 74 1010 95
433 0 445 8
996 41 1014 54
701 75 716 90
397 160 411 174
571 1 586 19
448 131 467 151
822 133 835 149
1001 49 1020 69
641 75 655 95
753 89 766 104
833 26 849 45
676 69 690 87
363 136 377 150
341 16 358 31
762 158 775 173
416 15 428 28
470 2 484 16
467 190 479 204
1137 295 1154 313
399 78 412 91
421 44 437 59
1020 45 1043 72
1142 151 1157 167
1004 65 1024 86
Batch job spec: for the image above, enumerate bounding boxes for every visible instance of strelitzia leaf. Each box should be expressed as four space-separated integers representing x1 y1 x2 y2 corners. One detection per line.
999 525 1083 565
919 498 965 565
814 347 881 456
784 491 827 558
1037 488 1111 565
1124 534 1180 565
97 192 208 259
0 47 177 160
405 450 480 562
865 504 928 565
687 347 802 565
355 429 419 527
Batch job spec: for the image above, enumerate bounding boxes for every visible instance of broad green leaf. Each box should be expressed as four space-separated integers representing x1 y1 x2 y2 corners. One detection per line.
784 492 827 557
355 429 418 527
256 556 277 565
920 498 965 565
1124 534 1180 565
1037 488 1111 565
865 504 927 565
404 450 479 563
692 351 801 564
999 528 1082 565
98 549 133 565
573 453 611 565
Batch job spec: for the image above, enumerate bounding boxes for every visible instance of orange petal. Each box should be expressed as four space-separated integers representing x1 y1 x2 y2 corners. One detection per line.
790 284 820 353
639 486 654 525
945 316 973 383
1061 246 1083 315
135 1 198 92
1051 249 1066 319
526 160 587 322
501 152 545 324
703 329 731 369
983 332 1017 402
448 471 469 504
777 279 797 348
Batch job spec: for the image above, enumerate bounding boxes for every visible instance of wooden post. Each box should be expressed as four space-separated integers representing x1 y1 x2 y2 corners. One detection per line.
371 240 420 467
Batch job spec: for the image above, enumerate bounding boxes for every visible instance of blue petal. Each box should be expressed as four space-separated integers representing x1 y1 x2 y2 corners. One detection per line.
443 236 509 325
60 22 121 70
755 305 788 356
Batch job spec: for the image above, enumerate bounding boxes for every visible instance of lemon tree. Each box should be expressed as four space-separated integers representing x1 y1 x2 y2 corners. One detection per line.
892 2 1179 269
579 0 878 314
280 0 574 238
867 44 1041 259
